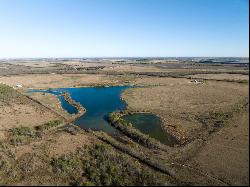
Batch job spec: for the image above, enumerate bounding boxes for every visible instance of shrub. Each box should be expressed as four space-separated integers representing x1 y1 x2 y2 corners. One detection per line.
0 160 8 171
51 155 82 174
10 126 35 137
36 120 62 131
0 84 19 102
83 144 167 186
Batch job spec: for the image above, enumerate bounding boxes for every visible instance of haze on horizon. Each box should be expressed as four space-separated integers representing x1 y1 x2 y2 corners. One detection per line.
0 0 249 58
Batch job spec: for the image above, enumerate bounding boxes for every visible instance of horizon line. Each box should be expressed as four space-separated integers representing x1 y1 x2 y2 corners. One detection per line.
0 56 249 59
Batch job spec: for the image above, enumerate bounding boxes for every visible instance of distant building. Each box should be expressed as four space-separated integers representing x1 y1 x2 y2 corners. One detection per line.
190 79 204 84
16 84 23 88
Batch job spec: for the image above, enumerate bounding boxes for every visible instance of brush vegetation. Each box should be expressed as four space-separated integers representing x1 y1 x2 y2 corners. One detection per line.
35 120 62 131
108 112 169 151
50 144 170 186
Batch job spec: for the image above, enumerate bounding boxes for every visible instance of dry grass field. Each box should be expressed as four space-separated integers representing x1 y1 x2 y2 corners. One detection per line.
122 77 248 139
0 61 249 185
188 111 249 185
122 76 249 185
28 92 72 119
0 74 112 89
0 84 63 139
187 73 249 81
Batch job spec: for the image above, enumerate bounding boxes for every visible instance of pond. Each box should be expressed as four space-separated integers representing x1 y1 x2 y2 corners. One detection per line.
31 86 128 133
30 86 177 146
122 113 178 146
61 86 129 133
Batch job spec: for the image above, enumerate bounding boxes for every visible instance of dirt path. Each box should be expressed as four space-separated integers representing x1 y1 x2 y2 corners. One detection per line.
188 110 249 185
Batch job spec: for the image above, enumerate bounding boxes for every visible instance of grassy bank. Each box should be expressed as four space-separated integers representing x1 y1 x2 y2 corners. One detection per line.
108 111 171 151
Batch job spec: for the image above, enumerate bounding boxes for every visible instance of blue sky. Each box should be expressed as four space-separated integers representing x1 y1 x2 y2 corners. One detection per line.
0 0 249 58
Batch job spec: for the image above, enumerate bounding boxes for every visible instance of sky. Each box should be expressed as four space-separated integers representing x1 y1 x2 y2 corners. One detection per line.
0 0 249 58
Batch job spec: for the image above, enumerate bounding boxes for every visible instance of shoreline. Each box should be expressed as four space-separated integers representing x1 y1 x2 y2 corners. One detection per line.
26 82 249 148
29 84 191 145
120 88 188 144
59 92 86 123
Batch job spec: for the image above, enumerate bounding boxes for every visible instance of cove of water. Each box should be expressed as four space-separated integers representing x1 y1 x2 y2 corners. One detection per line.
30 89 79 114
122 113 178 146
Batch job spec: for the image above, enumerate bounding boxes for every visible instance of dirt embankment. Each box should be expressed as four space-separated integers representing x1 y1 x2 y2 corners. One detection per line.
61 92 86 122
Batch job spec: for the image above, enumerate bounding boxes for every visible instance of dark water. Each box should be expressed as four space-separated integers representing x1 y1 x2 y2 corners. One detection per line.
58 95 78 114
43 86 129 133
122 113 178 146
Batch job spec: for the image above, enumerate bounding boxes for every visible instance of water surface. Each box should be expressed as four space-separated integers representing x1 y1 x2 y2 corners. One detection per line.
53 86 129 133
122 113 178 146
31 86 177 146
